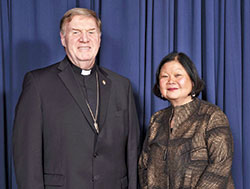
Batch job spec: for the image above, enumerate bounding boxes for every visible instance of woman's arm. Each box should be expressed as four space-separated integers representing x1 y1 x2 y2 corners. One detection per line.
195 109 234 188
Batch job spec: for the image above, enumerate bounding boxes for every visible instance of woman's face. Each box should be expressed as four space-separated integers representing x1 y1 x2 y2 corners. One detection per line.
159 60 193 106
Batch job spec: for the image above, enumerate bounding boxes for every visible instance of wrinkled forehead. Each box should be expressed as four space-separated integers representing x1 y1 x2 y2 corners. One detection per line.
62 15 100 33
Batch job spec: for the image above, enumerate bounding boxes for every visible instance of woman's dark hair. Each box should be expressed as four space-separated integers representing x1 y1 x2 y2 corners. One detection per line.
153 52 205 100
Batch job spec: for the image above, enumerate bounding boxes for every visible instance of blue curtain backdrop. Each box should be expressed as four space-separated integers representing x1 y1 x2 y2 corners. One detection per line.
1 0 249 188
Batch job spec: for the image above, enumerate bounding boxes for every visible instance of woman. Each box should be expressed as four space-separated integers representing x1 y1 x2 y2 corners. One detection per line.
138 52 234 188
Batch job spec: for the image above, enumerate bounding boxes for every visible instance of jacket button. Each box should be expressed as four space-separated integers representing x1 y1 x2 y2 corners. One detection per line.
93 152 98 158
92 175 99 182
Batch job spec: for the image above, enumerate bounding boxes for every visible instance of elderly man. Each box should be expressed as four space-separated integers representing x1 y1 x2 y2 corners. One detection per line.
13 8 140 189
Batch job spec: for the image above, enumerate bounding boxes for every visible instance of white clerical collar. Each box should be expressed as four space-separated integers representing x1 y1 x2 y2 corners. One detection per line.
81 69 91 76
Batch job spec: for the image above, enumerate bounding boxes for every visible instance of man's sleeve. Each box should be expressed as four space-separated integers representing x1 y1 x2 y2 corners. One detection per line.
12 72 44 189
127 82 140 189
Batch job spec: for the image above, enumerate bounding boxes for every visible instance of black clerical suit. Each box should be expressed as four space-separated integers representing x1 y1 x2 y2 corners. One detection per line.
12 57 140 189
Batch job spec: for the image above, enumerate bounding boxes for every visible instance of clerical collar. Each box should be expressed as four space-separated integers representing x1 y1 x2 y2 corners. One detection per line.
68 57 96 76
81 69 91 75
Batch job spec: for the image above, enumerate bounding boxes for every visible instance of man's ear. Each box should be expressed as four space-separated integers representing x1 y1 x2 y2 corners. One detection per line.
60 32 66 47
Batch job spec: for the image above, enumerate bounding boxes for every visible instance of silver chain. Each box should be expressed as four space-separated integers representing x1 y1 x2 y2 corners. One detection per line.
85 72 99 133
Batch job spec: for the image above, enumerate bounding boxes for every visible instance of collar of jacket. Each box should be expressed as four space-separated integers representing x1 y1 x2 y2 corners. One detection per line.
170 98 200 129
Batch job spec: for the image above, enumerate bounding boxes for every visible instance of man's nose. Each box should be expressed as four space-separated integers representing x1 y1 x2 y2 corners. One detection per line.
79 32 89 42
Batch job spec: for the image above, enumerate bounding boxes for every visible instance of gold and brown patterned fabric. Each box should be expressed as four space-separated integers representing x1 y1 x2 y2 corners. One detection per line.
139 98 234 189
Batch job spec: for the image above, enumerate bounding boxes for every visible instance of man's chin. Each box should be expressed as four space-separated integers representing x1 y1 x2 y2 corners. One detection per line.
77 59 95 69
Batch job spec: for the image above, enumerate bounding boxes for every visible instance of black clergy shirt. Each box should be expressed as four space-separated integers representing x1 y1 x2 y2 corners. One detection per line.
70 60 99 123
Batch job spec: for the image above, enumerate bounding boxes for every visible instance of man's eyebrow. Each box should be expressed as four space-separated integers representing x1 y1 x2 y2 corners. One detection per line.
87 28 96 31
71 28 96 31
72 28 81 31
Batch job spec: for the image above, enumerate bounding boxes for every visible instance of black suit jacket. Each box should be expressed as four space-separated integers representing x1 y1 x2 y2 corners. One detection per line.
12 57 140 189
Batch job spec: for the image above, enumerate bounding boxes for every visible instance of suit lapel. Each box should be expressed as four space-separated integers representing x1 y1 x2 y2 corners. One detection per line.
97 67 111 127
57 58 97 133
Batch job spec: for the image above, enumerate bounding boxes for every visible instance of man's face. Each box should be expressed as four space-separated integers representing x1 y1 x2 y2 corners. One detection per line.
60 15 101 69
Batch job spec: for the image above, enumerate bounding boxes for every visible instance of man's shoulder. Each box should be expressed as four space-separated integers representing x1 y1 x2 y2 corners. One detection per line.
99 66 130 83
29 61 60 75
22 59 66 84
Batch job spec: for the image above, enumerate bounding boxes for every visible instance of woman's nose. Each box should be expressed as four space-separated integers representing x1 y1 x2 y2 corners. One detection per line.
167 76 175 83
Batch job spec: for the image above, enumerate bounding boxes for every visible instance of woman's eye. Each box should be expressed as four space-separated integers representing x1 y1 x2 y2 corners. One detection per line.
161 75 168 78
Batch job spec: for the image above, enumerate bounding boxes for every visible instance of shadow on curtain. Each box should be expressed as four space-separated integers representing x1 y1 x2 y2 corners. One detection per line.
1 0 249 188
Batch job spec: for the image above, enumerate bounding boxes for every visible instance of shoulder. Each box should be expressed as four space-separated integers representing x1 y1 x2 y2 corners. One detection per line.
150 106 172 124
99 66 131 91
198 99 226 117
28 62 60 77
99 66 130 83
20 60 66 94
21 62 60 87
198 99 229 130
198 99 221 113
144 106 172 141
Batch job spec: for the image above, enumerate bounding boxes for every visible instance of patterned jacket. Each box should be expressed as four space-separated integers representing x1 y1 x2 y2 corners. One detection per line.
139 98 234 189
